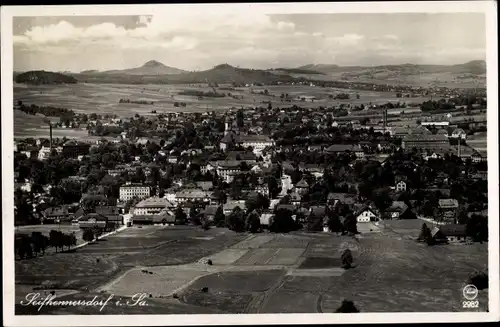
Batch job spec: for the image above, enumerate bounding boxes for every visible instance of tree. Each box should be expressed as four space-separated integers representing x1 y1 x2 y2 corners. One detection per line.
213 206 226 227
270 209 296 233
336 299 359 313
306 212 323 232
466 214 488 242
246 193 270 213
15 235 33 260
245 211 262 233
49 230 64 252
30 232 49 256
341 249 354 269
236 109 244 128
174 206 188 225
343 213 358 235
82 228 95 243
373 189 392 213
417 223 432 243
201 217 211 231
189 206 202 225
468 271 488 290
226 207 246 232
93 227 104 240
327 211 343 234
267 176 281 199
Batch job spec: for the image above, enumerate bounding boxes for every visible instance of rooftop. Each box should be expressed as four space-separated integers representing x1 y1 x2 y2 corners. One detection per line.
135 197 174 208
439 224 467 237
438 198 459 208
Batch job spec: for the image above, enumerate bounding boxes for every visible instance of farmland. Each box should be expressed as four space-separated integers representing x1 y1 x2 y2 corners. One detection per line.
15 220 488 314
14 83 428 117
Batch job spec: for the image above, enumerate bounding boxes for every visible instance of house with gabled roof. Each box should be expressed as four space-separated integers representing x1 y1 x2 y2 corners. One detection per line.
438 198 459 223
295 178 309 194
327 192 356 208
432 224 470 243
394 175 408 192
355 206 378 223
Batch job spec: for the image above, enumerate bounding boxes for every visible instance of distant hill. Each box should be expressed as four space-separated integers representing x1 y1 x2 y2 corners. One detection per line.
14 71 78 85
74 63 297 84
102 60 187 75
271 68 326 75
297 60 486 75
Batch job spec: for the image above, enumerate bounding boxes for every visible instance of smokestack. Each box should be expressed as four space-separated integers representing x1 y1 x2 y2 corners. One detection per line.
383 109 387 129
49 123 53 150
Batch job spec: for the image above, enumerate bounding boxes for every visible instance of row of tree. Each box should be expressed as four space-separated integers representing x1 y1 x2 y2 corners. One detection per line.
15 230 77 260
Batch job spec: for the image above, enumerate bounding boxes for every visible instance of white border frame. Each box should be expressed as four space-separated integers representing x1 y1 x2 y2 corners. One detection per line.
2 2 498 326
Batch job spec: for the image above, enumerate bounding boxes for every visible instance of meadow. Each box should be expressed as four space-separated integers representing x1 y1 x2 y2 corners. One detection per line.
15 220 488 314
14 83 427 117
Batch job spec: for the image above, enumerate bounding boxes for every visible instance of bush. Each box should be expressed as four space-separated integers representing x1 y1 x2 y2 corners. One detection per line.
469 271 488 290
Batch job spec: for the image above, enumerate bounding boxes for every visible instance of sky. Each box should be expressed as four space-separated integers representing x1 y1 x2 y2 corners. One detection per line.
13 13 486 72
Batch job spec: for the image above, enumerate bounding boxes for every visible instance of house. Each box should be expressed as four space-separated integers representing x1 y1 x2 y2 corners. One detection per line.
38 146 52 160
62 140 91 158
450 128 467 140
223 200 246 215
327 193 356 208
295 178 309 194
289 192 302 205
78 213 108 229
42 206 71 223
260 211 273 227
438 199 459 222
176 189 212 204
21 146 40 159
309 206 327 220
471 150 487 163
132 213 175 225
394 176 408 192
280 174 293 196
95 206 123 225
196 181 214 191
239 134 275 154
383 201 416 220
325 144 364 158
133 197 175 216
355 206 378 223
432 224 470 243
255 180 269 196
119 183 151 202
216 160 241 183
401 134 449 149
226 151 257 164
275 204 296 213
202 205 220 222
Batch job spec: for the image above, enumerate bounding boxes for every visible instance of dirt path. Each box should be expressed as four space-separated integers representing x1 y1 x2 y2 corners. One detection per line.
244 273 287 313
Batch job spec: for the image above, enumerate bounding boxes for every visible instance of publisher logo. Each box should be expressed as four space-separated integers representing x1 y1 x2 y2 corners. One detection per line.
463 284 478 301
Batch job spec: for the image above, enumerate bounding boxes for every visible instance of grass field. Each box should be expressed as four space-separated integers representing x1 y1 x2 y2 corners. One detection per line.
15 226 245 292
14 83 429 118
15 220 488 314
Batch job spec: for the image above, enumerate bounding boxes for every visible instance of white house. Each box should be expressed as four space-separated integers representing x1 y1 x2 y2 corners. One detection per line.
451 128 467 140
395 180 407 192
356 207 378 223
38 146 52 160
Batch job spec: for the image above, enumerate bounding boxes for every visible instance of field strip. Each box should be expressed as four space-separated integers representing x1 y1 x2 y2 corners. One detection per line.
264 248 282 264
286 268 345 277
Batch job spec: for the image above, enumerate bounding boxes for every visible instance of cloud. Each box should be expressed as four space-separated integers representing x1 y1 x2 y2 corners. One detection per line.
326 33 365 47
13 13 486 71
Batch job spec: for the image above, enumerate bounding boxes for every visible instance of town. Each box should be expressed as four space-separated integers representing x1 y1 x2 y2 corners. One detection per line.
10 10 490 316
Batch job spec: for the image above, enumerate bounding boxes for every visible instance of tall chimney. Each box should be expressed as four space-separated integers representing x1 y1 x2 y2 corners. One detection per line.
49 123 53 150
